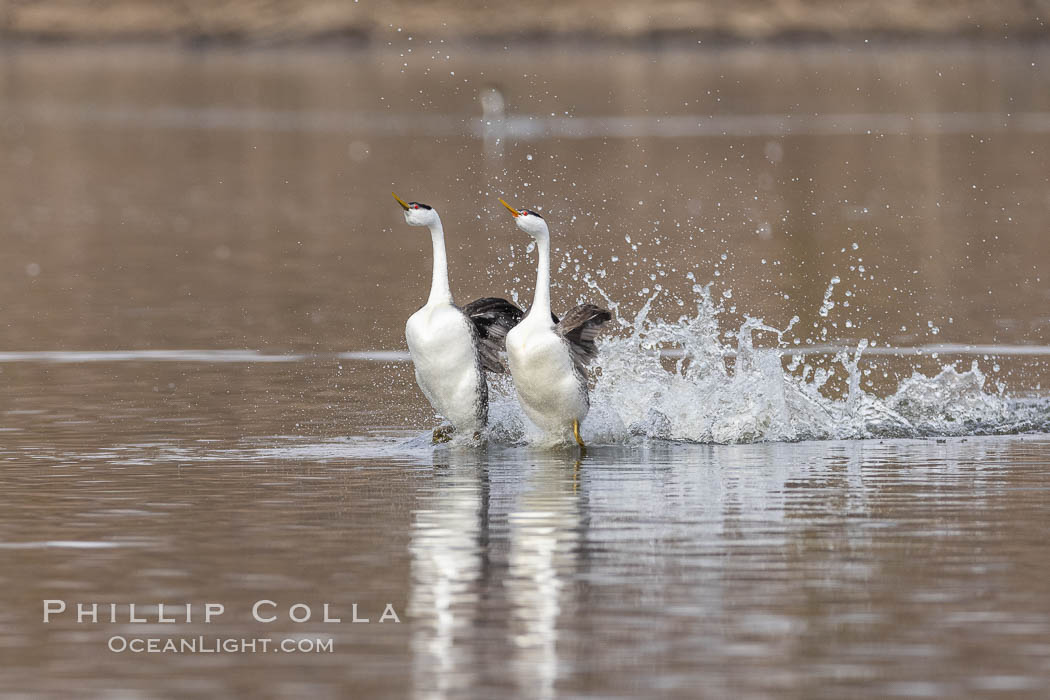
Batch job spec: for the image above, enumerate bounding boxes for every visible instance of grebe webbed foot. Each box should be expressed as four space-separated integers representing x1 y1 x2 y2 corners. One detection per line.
432 425 455 443
572 419 587 454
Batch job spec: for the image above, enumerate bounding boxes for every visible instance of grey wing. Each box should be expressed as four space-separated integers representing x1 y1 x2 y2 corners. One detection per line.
462 297 525 373
555 304 613 374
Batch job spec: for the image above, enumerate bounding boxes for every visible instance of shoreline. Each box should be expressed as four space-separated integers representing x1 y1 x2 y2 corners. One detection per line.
2 32 1050 52
1 0 1048 48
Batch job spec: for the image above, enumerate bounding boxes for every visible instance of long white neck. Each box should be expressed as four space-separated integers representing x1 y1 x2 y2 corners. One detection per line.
427 219 453 305
529 232 552 321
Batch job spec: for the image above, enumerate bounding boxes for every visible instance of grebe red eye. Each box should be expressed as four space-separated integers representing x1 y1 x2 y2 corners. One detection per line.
413 204 419 209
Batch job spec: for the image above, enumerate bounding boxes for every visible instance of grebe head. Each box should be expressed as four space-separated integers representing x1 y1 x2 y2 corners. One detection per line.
393 192 440 227
498 198 548 239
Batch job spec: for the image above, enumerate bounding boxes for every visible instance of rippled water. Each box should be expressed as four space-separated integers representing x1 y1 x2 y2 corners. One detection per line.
2 44 1050 697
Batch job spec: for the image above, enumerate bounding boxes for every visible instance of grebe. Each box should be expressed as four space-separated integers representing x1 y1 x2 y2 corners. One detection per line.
395 193 523 442
498 198 611 450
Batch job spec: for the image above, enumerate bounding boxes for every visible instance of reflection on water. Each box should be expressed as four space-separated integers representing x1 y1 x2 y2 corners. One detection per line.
2 43 1050 698
408 449 583 700
505 458 580 700
409 449 487 699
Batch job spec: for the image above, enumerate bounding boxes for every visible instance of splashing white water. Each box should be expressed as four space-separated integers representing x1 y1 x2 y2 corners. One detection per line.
487 284 1049 446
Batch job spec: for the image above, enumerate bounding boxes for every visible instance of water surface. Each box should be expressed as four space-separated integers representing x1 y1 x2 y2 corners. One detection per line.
1 44 1050 697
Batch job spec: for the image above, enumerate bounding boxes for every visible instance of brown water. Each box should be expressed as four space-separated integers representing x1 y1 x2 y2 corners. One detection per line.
2 44 1050 698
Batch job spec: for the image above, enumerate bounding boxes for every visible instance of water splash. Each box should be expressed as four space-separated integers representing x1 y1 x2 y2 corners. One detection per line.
488 284 1050 446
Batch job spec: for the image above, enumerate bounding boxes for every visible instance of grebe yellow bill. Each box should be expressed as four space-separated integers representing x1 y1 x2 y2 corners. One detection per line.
394 193 524 443
498 198 612 451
